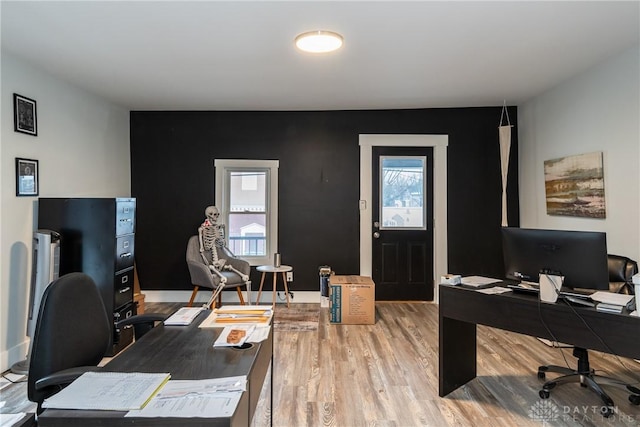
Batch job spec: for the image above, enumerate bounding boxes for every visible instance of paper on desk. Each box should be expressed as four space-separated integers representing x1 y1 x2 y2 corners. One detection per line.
590 291 634 307
199 305 273 328
461 276 502 287
126 377 246 418
164 307 204 325
214 325 256 347
476 286 512 295
41 371 170 411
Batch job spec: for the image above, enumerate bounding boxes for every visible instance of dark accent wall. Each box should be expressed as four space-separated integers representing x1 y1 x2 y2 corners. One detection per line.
130 107 519 293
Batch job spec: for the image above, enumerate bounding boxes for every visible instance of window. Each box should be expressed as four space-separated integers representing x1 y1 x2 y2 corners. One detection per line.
215 159 279 266
379 156 426 230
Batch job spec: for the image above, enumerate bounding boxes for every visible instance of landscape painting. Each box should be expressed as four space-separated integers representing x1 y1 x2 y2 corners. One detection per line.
544 152 605 218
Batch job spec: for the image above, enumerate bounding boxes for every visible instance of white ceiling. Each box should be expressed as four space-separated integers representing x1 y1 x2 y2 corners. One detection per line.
2 1 639 111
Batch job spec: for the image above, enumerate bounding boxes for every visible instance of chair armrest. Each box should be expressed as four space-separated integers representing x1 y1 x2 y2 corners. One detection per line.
220 248 250 275
35 366 101 391
116 313 167 340
186 259 219 289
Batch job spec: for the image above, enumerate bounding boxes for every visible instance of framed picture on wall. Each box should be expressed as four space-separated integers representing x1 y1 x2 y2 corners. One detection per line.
16 158 39 197
13 93 38 136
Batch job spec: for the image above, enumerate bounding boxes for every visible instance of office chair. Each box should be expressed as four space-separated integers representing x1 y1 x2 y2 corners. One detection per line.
27 272 165 414
608 254 638 295
185 235 251 308
538 254 640 417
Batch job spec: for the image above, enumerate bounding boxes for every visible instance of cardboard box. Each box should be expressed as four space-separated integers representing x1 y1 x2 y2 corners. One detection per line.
329 275 375 324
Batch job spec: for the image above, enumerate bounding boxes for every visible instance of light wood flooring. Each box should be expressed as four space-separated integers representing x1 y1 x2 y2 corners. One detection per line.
2 302 639 426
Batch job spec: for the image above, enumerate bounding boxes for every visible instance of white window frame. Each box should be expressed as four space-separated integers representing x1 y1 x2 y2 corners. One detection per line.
214 159 279 266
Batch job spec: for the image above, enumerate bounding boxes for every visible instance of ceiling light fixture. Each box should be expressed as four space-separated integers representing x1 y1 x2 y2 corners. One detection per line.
295 30 343 53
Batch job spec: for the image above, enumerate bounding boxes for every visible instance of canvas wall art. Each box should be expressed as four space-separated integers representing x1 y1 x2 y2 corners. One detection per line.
544 152 605 218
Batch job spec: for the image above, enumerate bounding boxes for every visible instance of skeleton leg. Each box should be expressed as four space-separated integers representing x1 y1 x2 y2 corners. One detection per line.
209 265 227 284
224 264 249 283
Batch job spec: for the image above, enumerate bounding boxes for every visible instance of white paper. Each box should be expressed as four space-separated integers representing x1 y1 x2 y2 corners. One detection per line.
214 325 256 347
42 371 170 410
476 286 512 294
164 307 204 325
590 291 634 307
126 377 246 418
461 276 502 287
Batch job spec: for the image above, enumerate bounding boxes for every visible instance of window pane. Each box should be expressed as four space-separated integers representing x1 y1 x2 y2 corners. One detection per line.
380 156 425 229
229 171 266 212
228 213 266 256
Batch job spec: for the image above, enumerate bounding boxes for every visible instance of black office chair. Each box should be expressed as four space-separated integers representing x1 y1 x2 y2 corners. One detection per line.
538 255 640 417
27 272 166 414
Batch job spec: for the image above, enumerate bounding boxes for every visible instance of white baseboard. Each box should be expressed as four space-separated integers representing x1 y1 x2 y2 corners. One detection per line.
1 340 30 374
142 290 322 305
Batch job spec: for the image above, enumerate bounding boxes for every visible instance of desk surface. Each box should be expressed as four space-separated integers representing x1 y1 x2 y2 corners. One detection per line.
439 284 640 396
38 311 272 427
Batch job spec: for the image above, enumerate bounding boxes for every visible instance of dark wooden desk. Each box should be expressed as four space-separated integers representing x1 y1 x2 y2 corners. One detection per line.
38 311 272 426
439 284 640 397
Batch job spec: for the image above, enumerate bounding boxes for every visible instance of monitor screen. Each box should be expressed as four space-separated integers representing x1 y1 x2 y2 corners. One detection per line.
501 227 609 290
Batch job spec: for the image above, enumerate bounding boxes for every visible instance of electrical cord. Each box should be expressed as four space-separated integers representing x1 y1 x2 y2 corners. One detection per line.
539 274 640 386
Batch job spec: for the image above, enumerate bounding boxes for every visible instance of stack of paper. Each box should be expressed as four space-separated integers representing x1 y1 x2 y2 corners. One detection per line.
199 305 273 328
41 371 170 411
213 325 256 347
125 376 247 418
590 291 635 310
164 307 204 326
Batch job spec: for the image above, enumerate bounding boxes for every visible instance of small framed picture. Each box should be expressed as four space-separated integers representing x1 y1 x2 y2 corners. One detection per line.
16 158 39 197
14 93 38 136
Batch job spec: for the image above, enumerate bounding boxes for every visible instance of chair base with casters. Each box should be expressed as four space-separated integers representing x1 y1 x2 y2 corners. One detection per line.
538 347 640 417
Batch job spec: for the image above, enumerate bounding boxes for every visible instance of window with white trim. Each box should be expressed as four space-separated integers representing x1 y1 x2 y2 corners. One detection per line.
214 159 279 266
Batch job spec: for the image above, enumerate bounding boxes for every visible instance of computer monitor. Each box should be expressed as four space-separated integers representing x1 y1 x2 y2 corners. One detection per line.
501 227 609 290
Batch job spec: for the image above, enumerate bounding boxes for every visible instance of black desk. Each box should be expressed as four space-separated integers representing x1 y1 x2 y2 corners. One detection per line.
439 284 640 397
38 311 272 426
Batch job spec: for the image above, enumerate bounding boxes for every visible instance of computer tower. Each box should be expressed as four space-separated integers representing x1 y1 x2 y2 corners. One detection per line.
11 229 60 374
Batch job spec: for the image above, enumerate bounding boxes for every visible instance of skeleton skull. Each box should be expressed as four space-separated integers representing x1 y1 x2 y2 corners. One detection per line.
205 206 220 224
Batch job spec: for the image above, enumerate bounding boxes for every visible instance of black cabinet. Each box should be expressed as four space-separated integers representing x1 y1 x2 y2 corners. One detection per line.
37 198 136 356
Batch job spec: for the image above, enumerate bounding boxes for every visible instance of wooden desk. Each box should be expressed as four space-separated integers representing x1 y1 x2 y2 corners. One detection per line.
439 284 640 397
38 311 272 426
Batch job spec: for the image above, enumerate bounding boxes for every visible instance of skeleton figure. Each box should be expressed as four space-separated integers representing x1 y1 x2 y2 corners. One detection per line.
198 206 249 285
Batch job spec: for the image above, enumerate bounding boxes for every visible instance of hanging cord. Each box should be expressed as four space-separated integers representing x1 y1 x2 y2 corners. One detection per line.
499 100 512 127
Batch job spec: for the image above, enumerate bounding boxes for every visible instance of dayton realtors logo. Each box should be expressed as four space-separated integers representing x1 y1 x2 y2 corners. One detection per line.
528 400 635 424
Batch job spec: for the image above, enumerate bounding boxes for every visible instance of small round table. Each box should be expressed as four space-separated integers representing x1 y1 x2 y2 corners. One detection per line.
256 265 292 307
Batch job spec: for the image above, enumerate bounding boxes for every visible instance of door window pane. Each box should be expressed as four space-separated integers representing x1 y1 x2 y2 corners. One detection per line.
380 156 426 229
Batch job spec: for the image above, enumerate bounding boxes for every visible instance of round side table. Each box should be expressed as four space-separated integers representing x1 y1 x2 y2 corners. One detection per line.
256 265 293 307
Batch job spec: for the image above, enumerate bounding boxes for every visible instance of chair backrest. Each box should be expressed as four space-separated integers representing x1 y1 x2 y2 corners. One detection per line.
187 235 208 264
608 254 638 283
28 272 111 406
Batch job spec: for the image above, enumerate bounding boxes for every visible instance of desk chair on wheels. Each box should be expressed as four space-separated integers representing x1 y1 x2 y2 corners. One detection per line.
537 255 640 417
28 272 165 414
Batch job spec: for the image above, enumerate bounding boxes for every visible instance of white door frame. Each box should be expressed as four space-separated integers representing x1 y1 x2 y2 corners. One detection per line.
359 134 448 303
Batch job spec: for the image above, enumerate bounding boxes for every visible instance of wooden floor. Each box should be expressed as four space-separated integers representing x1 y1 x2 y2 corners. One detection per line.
2 302 639 426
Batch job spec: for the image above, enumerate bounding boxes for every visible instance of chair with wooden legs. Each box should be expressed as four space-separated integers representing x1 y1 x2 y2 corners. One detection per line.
185 235 251 308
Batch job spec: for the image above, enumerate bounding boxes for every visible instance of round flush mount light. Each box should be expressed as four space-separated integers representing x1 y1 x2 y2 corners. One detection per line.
295 30 343 53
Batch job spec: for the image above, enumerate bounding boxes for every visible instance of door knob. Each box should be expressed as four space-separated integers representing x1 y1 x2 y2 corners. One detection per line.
373 232 380 239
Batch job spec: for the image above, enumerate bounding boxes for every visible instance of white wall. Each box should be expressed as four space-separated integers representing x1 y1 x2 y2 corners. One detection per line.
0 52 131 372
518 46 640 262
